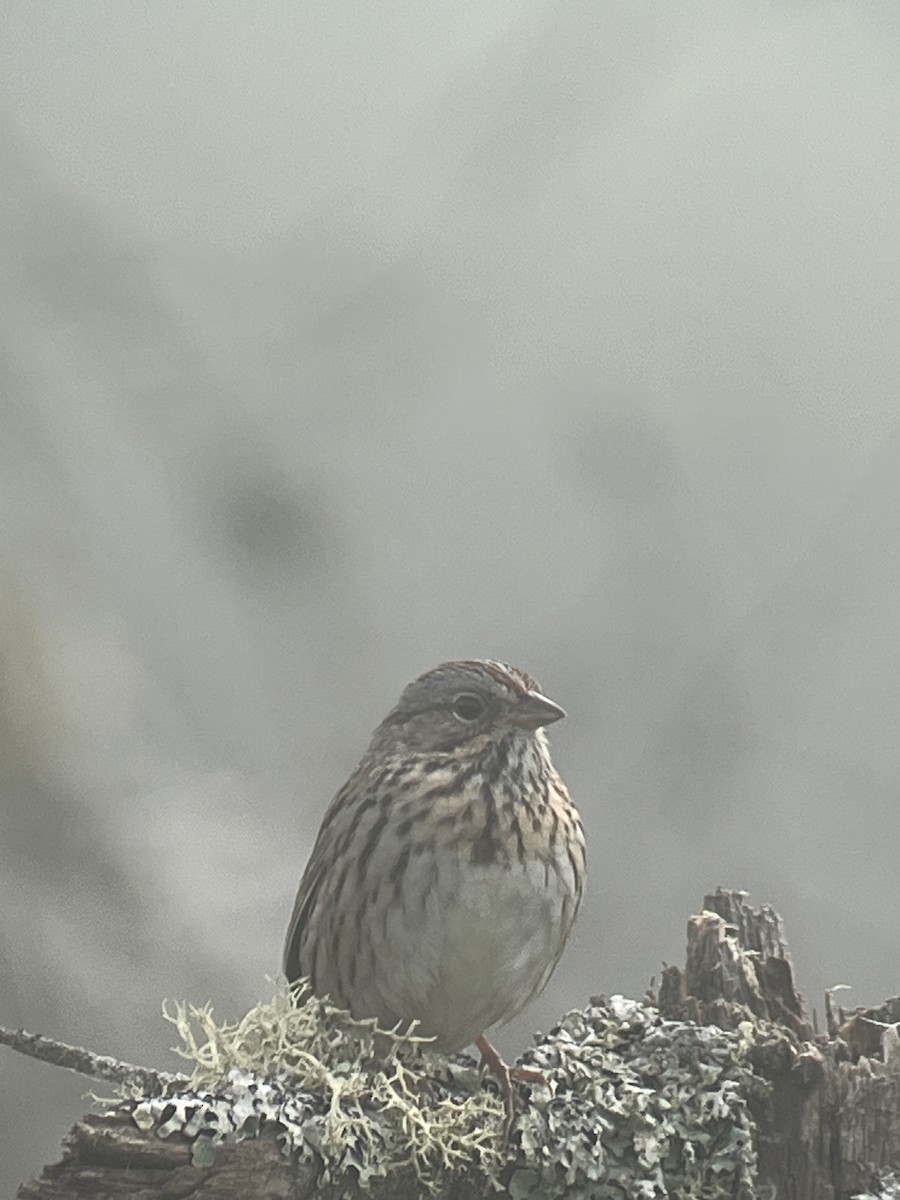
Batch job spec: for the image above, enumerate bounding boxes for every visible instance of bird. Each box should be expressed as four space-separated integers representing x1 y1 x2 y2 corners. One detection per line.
283 659 585 1118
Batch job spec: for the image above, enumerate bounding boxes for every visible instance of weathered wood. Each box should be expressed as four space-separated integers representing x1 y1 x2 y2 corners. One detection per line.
657 887 900 1200
657 887 813 1038
16 1111 308 1200
13 889 900 1200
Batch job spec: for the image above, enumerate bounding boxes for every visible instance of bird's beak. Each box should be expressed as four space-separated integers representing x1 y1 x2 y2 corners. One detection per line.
510 690 566 730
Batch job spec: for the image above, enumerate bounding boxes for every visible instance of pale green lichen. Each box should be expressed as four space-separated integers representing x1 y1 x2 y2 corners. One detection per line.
129 988 760 1197
131 984 506 1190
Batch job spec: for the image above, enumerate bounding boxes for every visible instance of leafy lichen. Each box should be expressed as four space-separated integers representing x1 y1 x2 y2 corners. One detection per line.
128 988 760 1197
510 995 759 1200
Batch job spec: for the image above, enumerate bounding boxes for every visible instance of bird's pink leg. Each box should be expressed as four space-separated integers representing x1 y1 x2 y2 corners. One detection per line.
476 1034 513 1126
476 1034 549 1132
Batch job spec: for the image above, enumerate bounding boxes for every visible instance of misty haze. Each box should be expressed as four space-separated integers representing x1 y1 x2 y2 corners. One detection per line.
2 2 900 1193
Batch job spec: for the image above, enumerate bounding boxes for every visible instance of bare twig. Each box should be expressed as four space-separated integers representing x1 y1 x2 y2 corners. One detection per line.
0 1025 185 1095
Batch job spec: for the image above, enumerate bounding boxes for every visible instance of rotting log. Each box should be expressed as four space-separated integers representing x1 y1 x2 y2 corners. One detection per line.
9 888 900 1200
656 889 900 1199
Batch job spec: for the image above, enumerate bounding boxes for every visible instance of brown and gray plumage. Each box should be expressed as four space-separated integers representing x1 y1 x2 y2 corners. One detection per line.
283 659 585 1084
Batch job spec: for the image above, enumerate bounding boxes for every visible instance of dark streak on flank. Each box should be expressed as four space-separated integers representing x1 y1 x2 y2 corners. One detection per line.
566 841 584 904
355 812 389 882
547 802 560 848
510 812 526 860
336 791 379 858
329 857 352 911
390 843 411 887
471 781 499 865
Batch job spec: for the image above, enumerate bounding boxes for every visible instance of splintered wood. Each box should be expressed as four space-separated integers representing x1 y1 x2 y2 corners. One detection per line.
657 887 899 1200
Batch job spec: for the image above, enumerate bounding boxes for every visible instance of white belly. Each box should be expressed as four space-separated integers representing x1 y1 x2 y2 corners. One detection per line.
370 847 577 1051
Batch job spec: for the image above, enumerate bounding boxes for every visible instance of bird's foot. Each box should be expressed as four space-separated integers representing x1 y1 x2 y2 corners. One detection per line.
509 1064 549 1086
476 1034 548 1137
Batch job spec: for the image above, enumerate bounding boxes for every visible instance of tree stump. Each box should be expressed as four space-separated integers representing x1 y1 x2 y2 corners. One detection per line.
10 889 900 1199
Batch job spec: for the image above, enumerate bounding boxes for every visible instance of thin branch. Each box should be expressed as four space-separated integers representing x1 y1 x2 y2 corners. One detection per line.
0 1025 186 1095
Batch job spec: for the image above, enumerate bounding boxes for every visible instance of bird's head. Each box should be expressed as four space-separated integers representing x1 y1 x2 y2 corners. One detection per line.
369 659 565 756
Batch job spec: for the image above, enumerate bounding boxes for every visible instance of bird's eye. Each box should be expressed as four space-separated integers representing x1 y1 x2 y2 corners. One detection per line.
451 693 486 722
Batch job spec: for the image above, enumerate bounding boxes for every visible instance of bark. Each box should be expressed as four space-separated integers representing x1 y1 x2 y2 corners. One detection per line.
12 889 900 1200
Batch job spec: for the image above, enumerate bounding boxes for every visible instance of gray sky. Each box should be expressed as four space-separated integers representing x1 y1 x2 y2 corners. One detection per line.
3 2 900 1193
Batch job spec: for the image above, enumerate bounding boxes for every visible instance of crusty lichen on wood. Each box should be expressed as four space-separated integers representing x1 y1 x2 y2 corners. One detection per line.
118 983 761 1198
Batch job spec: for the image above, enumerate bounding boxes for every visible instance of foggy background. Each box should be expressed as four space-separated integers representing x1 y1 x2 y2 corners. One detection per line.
3 1 900 1193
